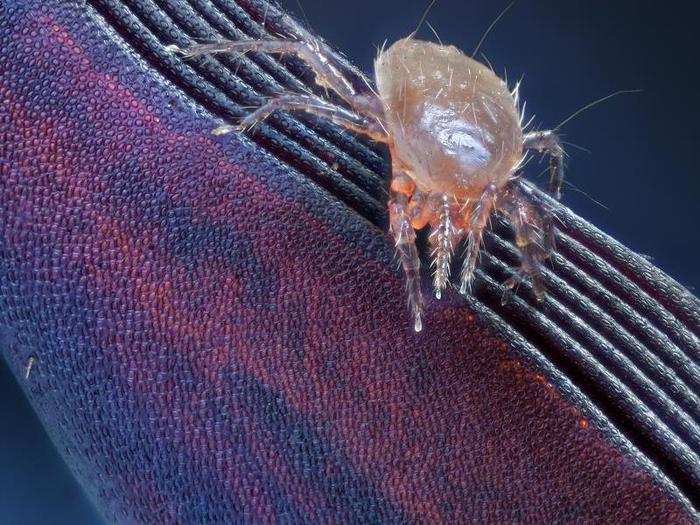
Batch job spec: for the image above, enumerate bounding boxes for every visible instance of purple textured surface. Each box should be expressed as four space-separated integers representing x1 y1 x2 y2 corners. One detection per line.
0 1 696 522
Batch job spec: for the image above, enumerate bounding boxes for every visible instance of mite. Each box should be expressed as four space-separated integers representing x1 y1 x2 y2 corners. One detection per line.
171 35 564 332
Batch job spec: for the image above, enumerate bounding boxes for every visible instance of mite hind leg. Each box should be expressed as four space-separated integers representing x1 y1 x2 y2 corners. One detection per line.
459 184 498 295
168 38 385 125
498 185 549 300
389 172 425 332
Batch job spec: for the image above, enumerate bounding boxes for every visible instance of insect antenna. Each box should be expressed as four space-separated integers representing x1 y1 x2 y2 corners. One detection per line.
472 0 517 57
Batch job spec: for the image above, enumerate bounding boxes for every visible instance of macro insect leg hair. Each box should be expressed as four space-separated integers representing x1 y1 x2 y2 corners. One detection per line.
389 172 424 332
429 194 460 299
459 183 498 295
170 38 387 138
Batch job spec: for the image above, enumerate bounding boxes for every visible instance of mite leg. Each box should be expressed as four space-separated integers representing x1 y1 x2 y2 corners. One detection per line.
389 172 424 332
168 39 385 123
523 130 564 252
214 93 387 141
523 130 564 200
459 184 498 295
429 194 462 299
498 185 549 300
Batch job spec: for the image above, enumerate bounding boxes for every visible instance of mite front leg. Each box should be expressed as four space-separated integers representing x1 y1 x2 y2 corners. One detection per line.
499 185 549 300
459 184 498 295
523 130 564 200
429 194 462 299
389 173 424 332
213 93 388 141
168 38 385 124
523 130 564 252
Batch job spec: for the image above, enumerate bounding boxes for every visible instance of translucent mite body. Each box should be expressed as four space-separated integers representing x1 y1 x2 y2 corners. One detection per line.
173 35 564 332
376 39 524 200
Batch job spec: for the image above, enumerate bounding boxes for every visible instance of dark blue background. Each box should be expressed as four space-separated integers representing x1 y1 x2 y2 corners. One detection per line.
1 1 697 523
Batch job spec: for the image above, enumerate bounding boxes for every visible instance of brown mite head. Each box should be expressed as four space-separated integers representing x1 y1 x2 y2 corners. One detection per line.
374 38 524 200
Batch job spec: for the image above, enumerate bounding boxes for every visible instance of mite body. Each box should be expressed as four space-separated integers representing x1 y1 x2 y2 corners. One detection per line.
376 38 524 200
173 34 564 332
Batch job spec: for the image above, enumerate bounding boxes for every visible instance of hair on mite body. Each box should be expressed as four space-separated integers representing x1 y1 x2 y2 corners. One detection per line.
169 16 568 333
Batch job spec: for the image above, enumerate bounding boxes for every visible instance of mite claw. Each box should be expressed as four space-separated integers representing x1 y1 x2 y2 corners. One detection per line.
414 315 423 332
25 356 36 379
164 44 183 55
459 280 471 296
212 125 236 136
